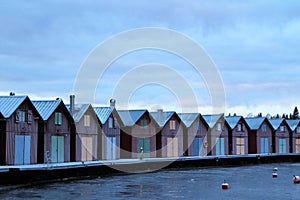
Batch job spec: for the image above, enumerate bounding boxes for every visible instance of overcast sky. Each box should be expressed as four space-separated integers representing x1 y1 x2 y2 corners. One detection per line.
1 1 300 116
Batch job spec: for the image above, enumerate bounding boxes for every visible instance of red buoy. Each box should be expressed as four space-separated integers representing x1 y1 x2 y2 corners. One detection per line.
272 172 278 178
293 176 300 184
222 180 229 189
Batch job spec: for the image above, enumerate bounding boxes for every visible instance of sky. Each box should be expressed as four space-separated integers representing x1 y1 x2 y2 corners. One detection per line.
1 0 300 116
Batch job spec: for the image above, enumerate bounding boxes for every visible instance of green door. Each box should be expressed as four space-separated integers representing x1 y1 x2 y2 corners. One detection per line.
138 137 150 158
51 136 64 163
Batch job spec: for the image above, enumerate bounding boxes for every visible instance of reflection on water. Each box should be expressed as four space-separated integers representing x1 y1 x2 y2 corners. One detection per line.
1 163 300 199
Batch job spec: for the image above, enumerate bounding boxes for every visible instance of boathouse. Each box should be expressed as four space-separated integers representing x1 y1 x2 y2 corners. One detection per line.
150 110 185 158
202 114 229 156
286 119 300 153
67 98 101 161
0 95 41 165
94 101 121 160
245 117 273 154
225 116 249 155
118 109 157 159
269 118 290 154
178 113 208 156
33 99 74 163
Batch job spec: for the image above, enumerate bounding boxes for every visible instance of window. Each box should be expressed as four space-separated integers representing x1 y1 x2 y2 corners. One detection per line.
141 119 147 128
108 117 114 128
280 126 285 132
297 126 300 133
195 122 200 131
237 124 242 131
55 112 62 125
84 115 90 127
262 124 267 133
16 110 26 122
170 120 176 130
217 123 222 131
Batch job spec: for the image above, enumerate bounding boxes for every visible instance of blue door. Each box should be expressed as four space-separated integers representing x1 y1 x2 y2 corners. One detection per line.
192 138 202 156
260 138 269 154
106 137 117 160
51 136 64 163
279 138 286 153
14 135 31 165
216 138 225 155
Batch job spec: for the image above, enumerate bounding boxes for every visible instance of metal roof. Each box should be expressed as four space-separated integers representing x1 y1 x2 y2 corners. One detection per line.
66 104 91 123
150 111 175 127
178 113 200 127
202 114 223 128
244 117 266 130
94 107 113 125
225 116 242 129
118 110 147 127
286 119 300 131
268 118 284 130
32 99 62 120
0 96 27 118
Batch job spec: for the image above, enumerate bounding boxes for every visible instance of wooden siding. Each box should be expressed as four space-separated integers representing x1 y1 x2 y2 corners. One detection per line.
209 120 229 156
248 121 272 154
290 124 300 153
230 120 249 155
101 112 120 160
40 104 72 163
273 122 290 153
4 101 39 165
74 107 100 162
160 115 184 158
186 116 208 156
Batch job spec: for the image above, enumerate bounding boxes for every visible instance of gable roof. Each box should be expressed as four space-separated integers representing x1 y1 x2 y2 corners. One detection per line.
178 113 200 128
268 118 285 130
66 104 91 123
0 96 27 118
32 99 63 120
244 117 266 130
150 111 175 127
202 114 223 128
94 107 114 125
117 110 147 127
286 119 300 131
225 116 242 129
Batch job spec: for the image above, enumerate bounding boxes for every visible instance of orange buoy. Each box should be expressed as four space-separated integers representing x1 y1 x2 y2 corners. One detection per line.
272 172 278 178
293 175 300 184
222 180 229 189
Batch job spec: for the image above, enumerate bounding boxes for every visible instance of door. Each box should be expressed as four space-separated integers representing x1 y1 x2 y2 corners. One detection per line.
82 136 93 161
192 137 202 156
236 137 245 155
51 136 64 163
14 135 31 165
167 137 179 157
260 138 269 154
279 138 287 153
215 138 225 155
138 137 150 158
296 139 300 153
106 137 117 160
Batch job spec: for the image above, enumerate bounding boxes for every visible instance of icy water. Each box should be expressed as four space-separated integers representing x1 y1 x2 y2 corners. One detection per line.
1 163 300 200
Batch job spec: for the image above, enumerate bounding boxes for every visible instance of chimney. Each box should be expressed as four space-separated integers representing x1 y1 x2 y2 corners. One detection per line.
70 95 75 116
110 99 116 108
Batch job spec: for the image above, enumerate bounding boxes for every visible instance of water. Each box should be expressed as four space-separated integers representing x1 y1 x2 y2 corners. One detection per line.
1 163 300 199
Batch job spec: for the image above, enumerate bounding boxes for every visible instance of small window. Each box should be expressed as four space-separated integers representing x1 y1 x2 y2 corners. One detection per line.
16 110 26 123
27 110 33 124
141 119 147 128
297 126 300 133
55 112 62 125
262 124 267 133
170 120 176 130
84 115 90 127
217 123 222 131
108 117 114 128
237 124 242 131
280 125 285 132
